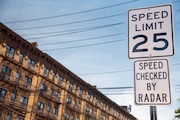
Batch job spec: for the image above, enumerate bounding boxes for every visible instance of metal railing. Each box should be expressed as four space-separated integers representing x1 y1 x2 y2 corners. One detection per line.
0 96 31 112
0 72 10 81
36 109 58 119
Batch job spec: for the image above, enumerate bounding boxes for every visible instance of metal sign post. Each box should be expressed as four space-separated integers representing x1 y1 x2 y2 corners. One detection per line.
150 106 157 120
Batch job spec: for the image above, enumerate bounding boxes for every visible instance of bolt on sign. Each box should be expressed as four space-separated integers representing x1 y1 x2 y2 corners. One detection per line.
134 59 171 105
128 4 174 59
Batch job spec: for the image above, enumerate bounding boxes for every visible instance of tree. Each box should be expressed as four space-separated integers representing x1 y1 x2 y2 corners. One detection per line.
175 98 180 119
175 108 180 118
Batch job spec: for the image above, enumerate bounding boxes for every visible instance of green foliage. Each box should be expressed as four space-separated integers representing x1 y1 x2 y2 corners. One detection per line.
175 98 180 119
175 108 180 118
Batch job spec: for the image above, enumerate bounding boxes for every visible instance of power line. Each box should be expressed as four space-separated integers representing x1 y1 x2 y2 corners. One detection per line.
173 0 180 3
171 63 180 66
13 13 125 30
39 33 124 46
104 93 133 95
42 39 124 51
98 87 133 90
4 0 137 23
23 22 124 35
78 63 180 76
78 69 132 76
26 22 124 40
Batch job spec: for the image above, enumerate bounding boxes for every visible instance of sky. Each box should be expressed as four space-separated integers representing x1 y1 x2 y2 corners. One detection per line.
0 0 179 120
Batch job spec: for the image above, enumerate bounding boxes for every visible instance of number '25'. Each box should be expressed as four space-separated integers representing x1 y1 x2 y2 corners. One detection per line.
132 32 168 52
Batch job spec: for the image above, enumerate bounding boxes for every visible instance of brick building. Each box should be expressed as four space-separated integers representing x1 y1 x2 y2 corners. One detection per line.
0 22 136 120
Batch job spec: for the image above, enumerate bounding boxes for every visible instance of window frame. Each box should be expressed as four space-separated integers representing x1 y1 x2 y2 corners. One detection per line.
40 84 47 91
16 72 20 80
11 92 16 101
24 76 32 84
1 66 11 80
47 105 51 112
53 106 58 115
50 88 53 95
28 58 35 70
20 96 28 105
69 83 73 91
5 114 11 120
58 75 63 85
52 72 55 80
55 91 60 98
38 102 44 110
44 67 49 77
19 53 24 64
0 88 7 97
6 45 15 58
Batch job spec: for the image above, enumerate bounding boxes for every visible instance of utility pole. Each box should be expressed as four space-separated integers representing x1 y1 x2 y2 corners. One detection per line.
150 106 157 120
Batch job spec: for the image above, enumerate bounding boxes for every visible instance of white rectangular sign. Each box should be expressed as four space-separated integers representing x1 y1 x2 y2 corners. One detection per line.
134 59 171 105
128 4 174 59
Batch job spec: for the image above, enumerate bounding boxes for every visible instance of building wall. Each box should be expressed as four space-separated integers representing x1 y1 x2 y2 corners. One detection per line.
0 23 136 120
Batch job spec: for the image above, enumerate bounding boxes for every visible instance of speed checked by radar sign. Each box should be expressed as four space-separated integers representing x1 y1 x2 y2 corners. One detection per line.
128 4 174 59
134 59 171 105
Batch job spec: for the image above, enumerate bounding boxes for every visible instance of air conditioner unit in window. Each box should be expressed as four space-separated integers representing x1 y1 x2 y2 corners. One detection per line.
6 53 11 57
6 53 13 58
28 64 34 71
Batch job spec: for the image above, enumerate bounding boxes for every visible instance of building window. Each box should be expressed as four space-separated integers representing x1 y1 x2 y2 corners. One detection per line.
52 72 55 80
87 93 90 101
5 114 11 120
44 67 49 77
76 118 80 120
24 76 32 84
69 83 73 91
50 88 53 95
101 102 104 108
28 58 35 70
79 89 83 97
11 93 16 101
1 66 11 80
0 88 7 98
6 45 15 58
53 106 58 115
19 53 24 64
71 115 74 120
40 84 47 91
66 97 71 105
94 111 97 116
64 113 69 120
107 105 110 110
47 105 51 112
16 118 24 120
58 75 62 81
58 75 63 85
86 106 89 112
112 109 114 115
16 72 20 81
16 115 24 120
20 96 28 105
77 102 81 109
100 114 103 119
38 102 44 110
95 97 98 104
55 91 60 98
40 84 47 95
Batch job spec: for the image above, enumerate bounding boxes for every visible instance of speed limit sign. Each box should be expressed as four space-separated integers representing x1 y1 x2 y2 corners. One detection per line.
128 4 174 59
